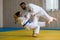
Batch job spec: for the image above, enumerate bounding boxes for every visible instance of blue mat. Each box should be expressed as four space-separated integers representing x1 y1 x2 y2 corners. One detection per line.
0 27 24 32
0 27 60 32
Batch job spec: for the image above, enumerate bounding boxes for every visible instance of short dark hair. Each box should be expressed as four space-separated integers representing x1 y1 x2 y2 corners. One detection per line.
19 2 26 6
15 11 20 17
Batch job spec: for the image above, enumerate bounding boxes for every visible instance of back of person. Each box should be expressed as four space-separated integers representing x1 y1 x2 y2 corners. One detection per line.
28 3 44 15
28 3 40 15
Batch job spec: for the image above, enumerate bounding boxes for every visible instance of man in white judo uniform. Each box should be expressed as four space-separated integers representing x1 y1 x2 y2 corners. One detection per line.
19 2 57 36
20 2 57 24
14 11 46 37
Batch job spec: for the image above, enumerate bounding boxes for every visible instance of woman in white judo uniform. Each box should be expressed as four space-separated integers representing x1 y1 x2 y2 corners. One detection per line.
20 2 57 24
13 11 46 37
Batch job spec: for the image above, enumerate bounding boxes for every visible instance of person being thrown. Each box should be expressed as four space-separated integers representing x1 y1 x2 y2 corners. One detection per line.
13 11 46 37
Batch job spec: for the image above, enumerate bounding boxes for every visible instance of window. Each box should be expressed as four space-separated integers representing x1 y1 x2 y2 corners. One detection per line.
43 0 59 11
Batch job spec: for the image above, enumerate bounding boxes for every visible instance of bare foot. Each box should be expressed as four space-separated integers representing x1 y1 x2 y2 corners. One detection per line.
53 18 57 21
32 33 37 37
46 18 57 24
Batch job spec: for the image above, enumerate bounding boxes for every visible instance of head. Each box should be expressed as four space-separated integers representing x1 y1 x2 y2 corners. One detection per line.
20 2 27 10
14 11 21 24
15 11 20 17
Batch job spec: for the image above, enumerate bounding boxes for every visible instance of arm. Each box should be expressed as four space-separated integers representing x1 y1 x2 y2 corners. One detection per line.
13 15 18 24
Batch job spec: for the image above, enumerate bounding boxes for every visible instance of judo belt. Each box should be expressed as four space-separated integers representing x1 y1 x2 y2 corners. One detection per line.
23 20 31 27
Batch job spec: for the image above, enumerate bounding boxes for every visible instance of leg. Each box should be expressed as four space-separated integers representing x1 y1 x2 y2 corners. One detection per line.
32 25 40 37
37 11 57 24
38 22 46 27
40 13 57 24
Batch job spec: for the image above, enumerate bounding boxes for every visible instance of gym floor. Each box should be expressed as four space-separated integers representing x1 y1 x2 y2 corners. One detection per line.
0 28 60 40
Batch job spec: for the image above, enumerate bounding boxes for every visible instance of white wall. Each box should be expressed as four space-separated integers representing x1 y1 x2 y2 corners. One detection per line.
0 0 3 28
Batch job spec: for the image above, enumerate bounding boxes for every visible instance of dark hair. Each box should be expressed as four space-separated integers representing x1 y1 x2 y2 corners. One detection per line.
15 11 20 17
19 2 26 6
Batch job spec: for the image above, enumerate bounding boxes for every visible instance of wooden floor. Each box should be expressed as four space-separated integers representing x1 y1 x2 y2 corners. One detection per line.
0 30 60 40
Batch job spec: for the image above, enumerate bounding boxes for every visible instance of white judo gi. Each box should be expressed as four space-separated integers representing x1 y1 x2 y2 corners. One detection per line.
26 3 54 23
18 16 45 34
